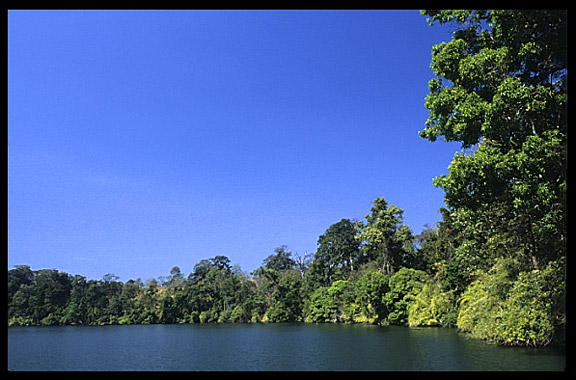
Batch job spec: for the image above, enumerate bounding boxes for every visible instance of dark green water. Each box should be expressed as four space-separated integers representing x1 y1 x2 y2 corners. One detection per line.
8 323 565 371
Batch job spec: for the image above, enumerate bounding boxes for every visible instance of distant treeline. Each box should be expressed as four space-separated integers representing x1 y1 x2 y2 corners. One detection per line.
8 196 565 347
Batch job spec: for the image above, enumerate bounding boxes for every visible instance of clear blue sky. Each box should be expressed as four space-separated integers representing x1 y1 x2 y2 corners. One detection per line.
8 10 460 281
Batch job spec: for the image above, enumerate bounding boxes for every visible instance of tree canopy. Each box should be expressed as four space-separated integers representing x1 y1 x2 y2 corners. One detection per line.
420 9 566 272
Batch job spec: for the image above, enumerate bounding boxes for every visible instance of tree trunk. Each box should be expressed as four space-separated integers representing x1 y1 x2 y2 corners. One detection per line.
532 255 540 271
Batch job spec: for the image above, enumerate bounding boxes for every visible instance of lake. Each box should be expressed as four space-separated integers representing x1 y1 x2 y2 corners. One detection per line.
8 323 565 371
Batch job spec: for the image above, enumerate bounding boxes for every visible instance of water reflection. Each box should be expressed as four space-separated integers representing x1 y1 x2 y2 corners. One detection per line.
8 324 565 371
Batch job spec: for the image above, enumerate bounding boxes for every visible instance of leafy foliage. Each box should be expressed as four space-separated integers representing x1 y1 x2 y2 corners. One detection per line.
456 257 565 346
382 268 427 325
420 10 566 272
304 272 388 324
416 9 566 346
307 219 361 287
355 198 417 277
408 280 457 327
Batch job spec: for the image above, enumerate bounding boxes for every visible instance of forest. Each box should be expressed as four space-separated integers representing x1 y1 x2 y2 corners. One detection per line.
8 10 566 348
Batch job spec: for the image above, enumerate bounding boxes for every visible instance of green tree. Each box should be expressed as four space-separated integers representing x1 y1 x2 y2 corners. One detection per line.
326 280 356 323
9 284 36 325
265 270 303 322
254 248 303 322
408 280 457 327
383 267 427 325
33 269 73 325
456 257 564 346
305 287 335 323
190 259 213 284
8 265 36 325
415 226 445 272
355 197 416 277
304 280 355 323
420 10 567 271
210 256 233 272
131 279 161 324
353 271 388 324
161 266 184 288
263 246 296 271
60 275 89 325
8 265 34 301
229 278 260 323
119 279 143 324
308 219 361 287
498 257 565 346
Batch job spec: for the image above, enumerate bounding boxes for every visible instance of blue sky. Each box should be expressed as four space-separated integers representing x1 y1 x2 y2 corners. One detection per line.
8 10 460 281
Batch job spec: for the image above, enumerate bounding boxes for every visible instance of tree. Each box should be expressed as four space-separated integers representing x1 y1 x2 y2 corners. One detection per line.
210 256 232 273
8 265 34 298
162 266 184 288
132 278 161 324
419 11 570 337
253 248 303 323
190 259 213 284
355 198 416 277
305 287 335 323
326 280 356 323
60 275 89 325
32 269 73 325
420 10 567 271
353 271 388 324
262 246 296 271
265 270 303 322
382 267 427 325
498 257 565 346
9 283 36 325
456 256 565 346
308 219 361 287
304 280 356 323
408 280 457 327
414 227 442 272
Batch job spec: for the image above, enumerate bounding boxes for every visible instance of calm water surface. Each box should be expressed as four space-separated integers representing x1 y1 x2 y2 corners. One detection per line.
8 323 565 371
